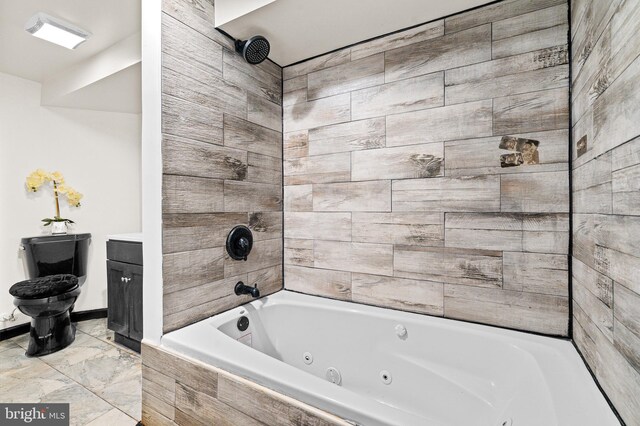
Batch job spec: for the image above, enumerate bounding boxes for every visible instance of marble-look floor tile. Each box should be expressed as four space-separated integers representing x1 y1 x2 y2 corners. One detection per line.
40 381 114 426
0 338 21 352
99 374 142 419
76 319 111 340
8 332 31 349
0 346 41 373
41 332 113 367
86 408 138 426
54 345 141 389
1 361 72 402
50 345 142 418
1 319 141 422
77 319 138 356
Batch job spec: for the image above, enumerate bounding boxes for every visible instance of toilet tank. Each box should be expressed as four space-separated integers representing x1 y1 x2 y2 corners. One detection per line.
21 233 91 285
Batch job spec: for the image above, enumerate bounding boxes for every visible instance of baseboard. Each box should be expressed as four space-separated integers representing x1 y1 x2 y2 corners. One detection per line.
0 323 30 341
0 308 108 341
71 308 108 322
114 332 141 353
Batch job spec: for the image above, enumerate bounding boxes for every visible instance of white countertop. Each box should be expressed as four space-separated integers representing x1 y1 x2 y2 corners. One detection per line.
106 232 143 243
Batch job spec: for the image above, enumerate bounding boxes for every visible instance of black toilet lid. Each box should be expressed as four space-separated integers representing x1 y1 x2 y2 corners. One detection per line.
9 274 79 299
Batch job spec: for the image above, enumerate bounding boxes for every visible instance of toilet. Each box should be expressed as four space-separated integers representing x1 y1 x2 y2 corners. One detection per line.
9 233 91 357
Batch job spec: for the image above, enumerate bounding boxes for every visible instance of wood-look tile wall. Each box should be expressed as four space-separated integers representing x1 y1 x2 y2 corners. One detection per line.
161 0 283 333
282 0 571 336
141 343 349 426
570 0 640 423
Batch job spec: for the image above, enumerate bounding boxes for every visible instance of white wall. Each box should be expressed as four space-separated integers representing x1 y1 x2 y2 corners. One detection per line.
141 0 163 344
0 71 141 330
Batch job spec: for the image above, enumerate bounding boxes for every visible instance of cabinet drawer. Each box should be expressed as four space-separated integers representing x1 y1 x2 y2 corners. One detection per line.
107 240 142 265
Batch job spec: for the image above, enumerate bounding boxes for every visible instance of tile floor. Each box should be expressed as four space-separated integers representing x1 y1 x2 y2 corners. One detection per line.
0 319 141 425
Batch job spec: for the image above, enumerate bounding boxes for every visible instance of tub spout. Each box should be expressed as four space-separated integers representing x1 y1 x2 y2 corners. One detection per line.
235 281 260 298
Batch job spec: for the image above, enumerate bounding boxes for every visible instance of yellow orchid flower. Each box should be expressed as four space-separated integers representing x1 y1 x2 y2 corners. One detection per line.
66 192 83 207
26 171 45 191
26 177 40 192
24 169 83 218
50 171 65 184
35 169 52 181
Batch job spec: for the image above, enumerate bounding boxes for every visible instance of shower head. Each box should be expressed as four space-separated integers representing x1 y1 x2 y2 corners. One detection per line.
235 35 270 65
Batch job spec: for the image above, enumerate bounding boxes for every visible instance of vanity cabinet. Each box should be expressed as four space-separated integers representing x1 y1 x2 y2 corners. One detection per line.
106 239 143 352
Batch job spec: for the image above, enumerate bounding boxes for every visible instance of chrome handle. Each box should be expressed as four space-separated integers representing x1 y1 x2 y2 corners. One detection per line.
121 277 131 283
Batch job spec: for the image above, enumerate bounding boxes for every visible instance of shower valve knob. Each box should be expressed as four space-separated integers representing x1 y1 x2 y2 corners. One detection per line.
226 226 253 261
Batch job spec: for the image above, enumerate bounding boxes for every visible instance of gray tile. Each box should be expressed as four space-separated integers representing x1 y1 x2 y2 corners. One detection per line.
8 332 30 349
0 345 42 374
0 338 21 353
493 88 568 135
98 373 142 419
386 100 493 147
307 53 384 100
283 93 351 133
385 24 491 82
351 143 444 181
86 408 138 426
351 20 444 60
492 3 567 41
1 359 72 402
283 49 350 80
41 381 114 426
492 24 569 59
75 319 109 339
444 0 565 34
308 118 385 156
52 345 141 392
392 175 500 212
351 72 444 120
41 332 114 368
76 319 136 354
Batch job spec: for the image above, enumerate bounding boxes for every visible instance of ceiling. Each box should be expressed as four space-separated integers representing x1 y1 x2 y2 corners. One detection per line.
217 0 494 66
0 0 140 113
47 63 141 114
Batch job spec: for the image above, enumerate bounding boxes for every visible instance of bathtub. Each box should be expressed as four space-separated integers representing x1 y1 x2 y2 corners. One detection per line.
162 291 619 426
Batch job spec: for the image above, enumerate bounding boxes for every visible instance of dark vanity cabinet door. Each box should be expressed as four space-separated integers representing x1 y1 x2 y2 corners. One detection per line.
106 240 143 351
127 263 144 341
106 260 129 335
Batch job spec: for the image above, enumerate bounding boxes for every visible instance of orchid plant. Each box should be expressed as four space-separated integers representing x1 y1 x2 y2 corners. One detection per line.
25 169 83 227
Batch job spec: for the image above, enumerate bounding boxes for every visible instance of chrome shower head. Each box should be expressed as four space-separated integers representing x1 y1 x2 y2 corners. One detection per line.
235 35 270 64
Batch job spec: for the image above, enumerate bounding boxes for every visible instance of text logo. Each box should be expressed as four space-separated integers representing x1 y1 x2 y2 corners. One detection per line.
1 404 69 425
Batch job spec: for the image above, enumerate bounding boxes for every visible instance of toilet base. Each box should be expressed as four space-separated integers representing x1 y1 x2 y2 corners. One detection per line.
26 311 76 357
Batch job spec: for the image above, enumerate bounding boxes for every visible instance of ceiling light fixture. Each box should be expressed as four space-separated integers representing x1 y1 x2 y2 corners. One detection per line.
25 13 91 49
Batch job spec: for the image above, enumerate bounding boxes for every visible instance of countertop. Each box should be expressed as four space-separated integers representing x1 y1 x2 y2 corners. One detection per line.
106 233 143 243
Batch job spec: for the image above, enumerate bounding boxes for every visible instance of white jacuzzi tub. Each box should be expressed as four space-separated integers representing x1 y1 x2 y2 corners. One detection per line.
162 291 619 426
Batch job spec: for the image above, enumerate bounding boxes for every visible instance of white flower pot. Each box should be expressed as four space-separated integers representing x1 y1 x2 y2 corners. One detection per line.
51 221 68 235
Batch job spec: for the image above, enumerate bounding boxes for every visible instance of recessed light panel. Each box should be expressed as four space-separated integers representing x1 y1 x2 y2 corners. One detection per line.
25 13 91 49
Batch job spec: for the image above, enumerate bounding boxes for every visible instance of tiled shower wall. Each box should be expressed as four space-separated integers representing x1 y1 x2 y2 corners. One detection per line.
570 0 640 423
160 0 283 332
282 0 571 335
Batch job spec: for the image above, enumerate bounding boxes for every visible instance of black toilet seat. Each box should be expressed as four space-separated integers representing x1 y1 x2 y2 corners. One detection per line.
9 274 79 300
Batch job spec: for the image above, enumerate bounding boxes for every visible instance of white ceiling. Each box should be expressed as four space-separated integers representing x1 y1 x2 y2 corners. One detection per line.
0 0 140 82
217 0 494 66
45 63 141 114
0 0 141 114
